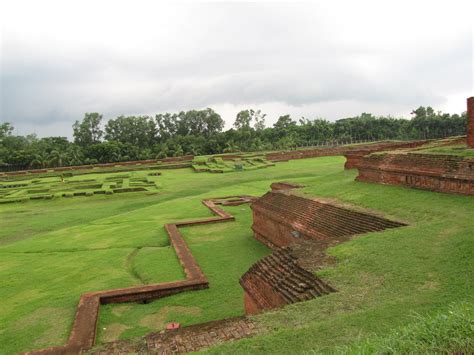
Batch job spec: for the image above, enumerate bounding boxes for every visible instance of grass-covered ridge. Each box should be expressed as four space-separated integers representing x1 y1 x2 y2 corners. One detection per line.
192 155 274 173
0 170 161 204
0 156 472 354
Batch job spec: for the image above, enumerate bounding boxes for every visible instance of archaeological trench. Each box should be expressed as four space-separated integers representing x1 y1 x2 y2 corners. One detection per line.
23 98 474 354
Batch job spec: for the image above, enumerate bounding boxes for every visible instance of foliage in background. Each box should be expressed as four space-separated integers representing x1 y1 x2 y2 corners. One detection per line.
0 105 467 171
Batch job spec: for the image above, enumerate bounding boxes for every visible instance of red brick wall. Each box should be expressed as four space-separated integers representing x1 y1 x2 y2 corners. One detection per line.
357 153 474 195
468 97 474 148
251 209 309 249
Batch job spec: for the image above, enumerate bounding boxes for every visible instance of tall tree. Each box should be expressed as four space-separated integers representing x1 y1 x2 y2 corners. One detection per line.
0 122 14 139
234 109 266 131
105 115 156 149
73 113 103 147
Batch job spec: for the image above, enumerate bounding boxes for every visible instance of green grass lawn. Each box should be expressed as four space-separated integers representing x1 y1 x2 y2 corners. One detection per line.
0 156 472 354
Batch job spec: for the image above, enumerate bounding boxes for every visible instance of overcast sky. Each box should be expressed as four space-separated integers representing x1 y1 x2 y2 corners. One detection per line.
0 0 473 137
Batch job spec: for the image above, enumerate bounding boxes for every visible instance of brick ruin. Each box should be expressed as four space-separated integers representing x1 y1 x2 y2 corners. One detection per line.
266 140 427 163
25 184 410 353
356 152 474 195
25 196 256 355
93 317 262 354
250 192 405 249
270 181 304 191
240 246 335 315
350 98 474 195
343 140 428 170
468 97 474 148
240 190 406 314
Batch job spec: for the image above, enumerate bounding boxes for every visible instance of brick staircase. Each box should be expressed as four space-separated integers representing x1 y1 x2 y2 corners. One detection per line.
240 247 335 313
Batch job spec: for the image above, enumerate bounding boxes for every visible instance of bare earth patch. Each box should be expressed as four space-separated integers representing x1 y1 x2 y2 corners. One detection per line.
101 323 130 343
139 306 202 329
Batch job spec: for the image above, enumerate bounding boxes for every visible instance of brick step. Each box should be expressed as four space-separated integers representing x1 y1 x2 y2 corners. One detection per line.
240 247 335 309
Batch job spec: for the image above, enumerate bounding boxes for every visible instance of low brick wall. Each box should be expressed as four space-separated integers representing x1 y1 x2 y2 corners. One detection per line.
24 196 255 355
265 140 428 163
356 153 474 195
343 140 429 169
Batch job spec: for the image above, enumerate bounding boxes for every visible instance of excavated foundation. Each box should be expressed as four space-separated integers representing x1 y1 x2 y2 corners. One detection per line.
241 190 406 314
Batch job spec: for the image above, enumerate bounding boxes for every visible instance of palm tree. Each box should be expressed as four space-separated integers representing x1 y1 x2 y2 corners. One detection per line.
67 145 84 166
223 141 239 153
173 145 184 157
30 152 50 169
187 143 201 156
49 150 70 167
155 144 169 159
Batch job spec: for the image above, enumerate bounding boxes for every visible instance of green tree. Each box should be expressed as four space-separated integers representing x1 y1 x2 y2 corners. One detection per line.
105 115 156 149
0 122 14 139
73 113 103 147
49 150 70 167
30 152 50 168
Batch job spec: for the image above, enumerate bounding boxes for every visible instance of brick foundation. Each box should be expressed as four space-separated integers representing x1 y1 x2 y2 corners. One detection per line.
240 246 335 314
343 140 429 170
266 140 427 163
93 316 262 354
241 191 406 314
250 192 405 249
356 152 474 195
24 196 256 355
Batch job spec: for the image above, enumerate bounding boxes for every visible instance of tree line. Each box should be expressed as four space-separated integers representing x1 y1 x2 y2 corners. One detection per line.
0 106 467 171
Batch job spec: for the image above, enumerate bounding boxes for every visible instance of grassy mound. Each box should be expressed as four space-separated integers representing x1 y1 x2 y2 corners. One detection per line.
0 156 472 354
192 155 274 173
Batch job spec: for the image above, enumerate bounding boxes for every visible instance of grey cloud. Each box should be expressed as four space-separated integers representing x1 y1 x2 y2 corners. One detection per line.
0 2 472 137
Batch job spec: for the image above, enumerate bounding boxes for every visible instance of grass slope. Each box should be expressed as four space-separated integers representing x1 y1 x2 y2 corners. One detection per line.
0 156 472 354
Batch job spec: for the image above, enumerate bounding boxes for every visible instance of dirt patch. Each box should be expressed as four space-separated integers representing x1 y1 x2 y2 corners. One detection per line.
139 306 202 329
111 304 133 317
101 323 130 343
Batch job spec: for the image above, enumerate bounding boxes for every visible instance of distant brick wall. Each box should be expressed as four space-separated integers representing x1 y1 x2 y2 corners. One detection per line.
265 140 428 163
467 97 474 148
343 140 429 169
356 152 474 195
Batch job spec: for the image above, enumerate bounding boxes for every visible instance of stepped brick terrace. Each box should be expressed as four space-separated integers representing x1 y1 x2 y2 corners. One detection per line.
356 152 474 195
251 191 405 249
241 190 406 314
240 246 335 314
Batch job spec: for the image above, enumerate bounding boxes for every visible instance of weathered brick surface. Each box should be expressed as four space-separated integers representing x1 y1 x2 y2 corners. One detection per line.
467 97 474 148
93 317 261 354
240 247 335 314
270 181 304 191
356 152 474 195
265 140 427 163
243 191 405 314
24 196 254 355
251 192 405 249
343 140 429 169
